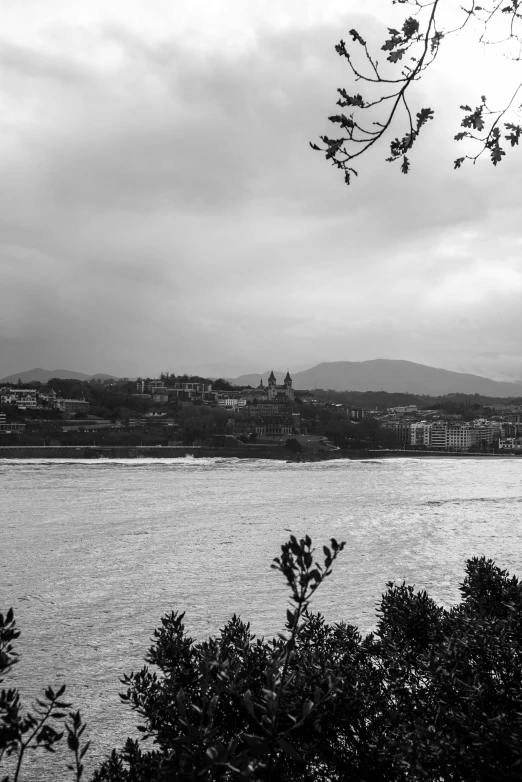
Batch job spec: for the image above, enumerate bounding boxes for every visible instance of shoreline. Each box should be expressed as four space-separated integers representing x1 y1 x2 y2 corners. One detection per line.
0 446 520 461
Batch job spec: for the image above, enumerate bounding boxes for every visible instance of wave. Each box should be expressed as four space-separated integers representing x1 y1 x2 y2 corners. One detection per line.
424 496 522 506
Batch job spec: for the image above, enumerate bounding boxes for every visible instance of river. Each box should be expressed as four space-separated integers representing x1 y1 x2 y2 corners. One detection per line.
2 456 522 777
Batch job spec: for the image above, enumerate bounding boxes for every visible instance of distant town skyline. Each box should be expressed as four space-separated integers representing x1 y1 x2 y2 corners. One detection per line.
1 1 521 382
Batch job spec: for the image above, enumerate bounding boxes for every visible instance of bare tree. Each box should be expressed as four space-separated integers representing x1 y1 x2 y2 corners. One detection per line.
312 0 522 183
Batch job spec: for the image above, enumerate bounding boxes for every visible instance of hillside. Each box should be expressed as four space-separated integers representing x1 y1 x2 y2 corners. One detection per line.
0 368 118 383
231 360 522 397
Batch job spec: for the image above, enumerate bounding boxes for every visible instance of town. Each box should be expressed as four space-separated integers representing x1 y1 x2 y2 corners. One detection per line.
1 369 522 456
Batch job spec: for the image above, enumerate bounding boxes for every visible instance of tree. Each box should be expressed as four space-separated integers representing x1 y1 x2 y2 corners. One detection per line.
312 0 522 183
0 609 90 781
6 540 522 779
284 438 302 453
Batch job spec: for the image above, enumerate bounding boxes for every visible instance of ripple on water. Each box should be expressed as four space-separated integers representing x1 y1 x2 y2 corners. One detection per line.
2 457 522 777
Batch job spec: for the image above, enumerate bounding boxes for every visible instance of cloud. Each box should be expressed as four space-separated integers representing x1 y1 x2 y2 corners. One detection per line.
0 3 521 379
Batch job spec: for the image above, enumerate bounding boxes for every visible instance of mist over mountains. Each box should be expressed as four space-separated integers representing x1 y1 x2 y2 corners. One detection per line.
231 360 522 398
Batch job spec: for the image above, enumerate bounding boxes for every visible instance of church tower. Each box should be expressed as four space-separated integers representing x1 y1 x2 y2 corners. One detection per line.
267 370 277 401
284 371 294 401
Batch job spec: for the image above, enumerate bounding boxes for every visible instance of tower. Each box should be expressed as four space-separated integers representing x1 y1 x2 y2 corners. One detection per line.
267 370 277 401
284 370 294 402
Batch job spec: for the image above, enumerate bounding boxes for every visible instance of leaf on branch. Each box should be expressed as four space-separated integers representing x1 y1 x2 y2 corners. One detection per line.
337 89 365 108
388 49 406 63
416 108 434 131
328 114 354 130
490 144 506 165
454 132 468 141
309 142 321 151
349 29 366 46
454 157 465 169
402 17 420 39
401 155 410 174
461 107 484 132
505 123 522 146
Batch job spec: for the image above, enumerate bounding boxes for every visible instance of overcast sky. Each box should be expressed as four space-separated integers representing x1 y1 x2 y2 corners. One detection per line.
1 0 521 381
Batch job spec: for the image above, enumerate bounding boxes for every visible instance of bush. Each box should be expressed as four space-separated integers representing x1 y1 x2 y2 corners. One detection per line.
4 538 522 780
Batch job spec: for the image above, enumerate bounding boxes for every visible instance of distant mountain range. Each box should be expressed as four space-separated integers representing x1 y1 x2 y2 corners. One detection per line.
0 368 119 383
230 360 522 398
3 361 522 397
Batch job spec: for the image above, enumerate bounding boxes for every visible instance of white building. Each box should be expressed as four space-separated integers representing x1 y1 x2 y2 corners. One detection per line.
446 425 473 451
217 398 247 409
410 422 431 447
0 388 37 408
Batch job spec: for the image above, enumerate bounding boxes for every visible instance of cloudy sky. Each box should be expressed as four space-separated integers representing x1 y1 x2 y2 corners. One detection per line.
1 0 521 381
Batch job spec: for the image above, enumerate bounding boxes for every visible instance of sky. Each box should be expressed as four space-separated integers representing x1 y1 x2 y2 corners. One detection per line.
1 0 522 381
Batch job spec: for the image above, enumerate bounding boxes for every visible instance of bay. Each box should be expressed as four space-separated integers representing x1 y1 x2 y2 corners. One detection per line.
1 456 522 777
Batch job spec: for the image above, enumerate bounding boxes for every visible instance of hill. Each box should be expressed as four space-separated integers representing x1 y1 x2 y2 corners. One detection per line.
0 368 119 384
231 360 522 397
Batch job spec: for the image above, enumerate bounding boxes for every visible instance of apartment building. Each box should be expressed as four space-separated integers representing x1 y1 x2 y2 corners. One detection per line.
446 425 473 451
410 422 432 447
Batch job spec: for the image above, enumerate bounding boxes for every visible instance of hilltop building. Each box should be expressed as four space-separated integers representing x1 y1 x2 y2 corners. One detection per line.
266 370 294 402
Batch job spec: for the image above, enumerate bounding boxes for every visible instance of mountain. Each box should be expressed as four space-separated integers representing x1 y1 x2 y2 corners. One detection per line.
230 370 287 387
0 368 119 383
231 360 522 397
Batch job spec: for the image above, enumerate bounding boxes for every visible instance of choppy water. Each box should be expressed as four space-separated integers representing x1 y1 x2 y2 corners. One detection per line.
2 456 522 778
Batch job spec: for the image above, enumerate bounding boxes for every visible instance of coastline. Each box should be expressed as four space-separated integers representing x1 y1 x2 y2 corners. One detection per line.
0 445 520 461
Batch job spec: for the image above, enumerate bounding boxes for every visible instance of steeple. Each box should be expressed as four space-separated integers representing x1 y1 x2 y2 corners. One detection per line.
284 370 292 383
268 370 276 386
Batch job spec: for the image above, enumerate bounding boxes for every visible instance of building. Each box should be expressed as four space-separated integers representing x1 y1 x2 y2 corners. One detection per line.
0 388 38 408
0 413 26 432
410 422 432 447
54 399 90 414
446 425 472 451
170 382 212 398
247 403 289 416
470 423 494 449
136 379 165 393
254 415 293 436
383 421 411 445
266 371 294 402
499 437 522 450
430 422 448 450
217 398 247 408
350 408 369 420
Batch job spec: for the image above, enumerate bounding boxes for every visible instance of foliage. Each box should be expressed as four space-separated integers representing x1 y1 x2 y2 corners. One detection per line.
6 538 522 779
0 609 89 781
313 0 522 181
90 544 522 780
284 438 302 453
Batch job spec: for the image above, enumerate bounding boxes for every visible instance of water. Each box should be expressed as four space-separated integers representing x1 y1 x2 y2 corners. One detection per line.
2 456 522 777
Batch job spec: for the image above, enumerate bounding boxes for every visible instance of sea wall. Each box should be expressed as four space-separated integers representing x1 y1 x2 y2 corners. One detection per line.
0 445 353 460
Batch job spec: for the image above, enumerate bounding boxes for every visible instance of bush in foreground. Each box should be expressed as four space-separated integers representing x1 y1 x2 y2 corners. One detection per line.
3 537 522 780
